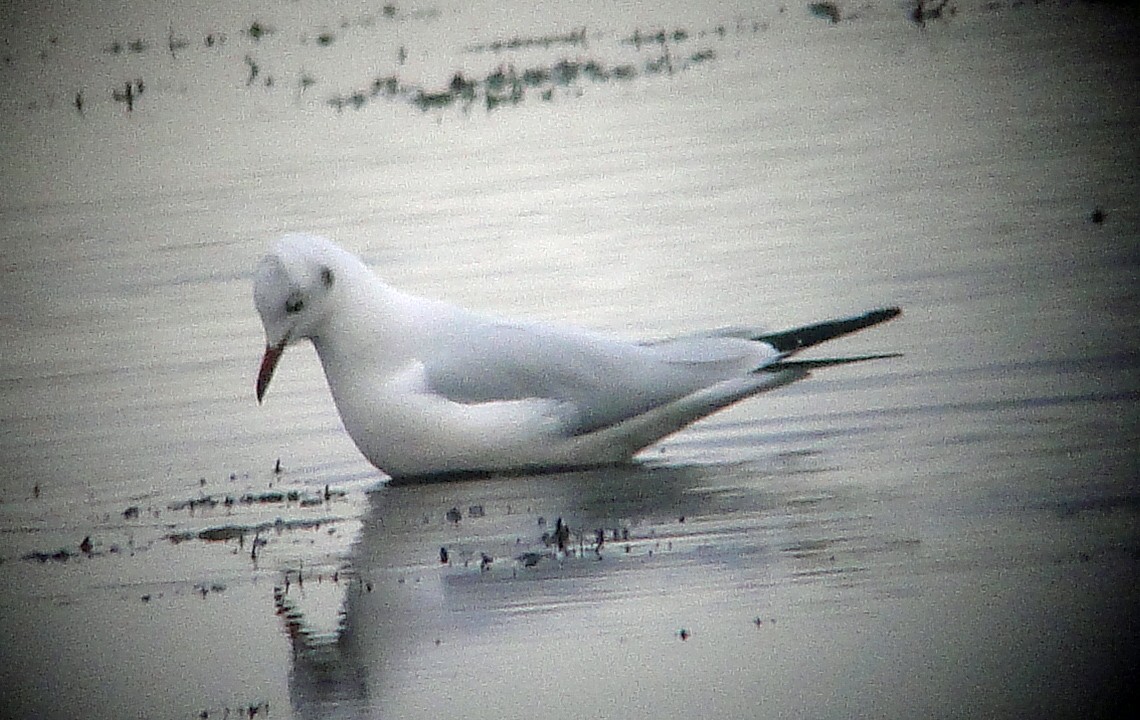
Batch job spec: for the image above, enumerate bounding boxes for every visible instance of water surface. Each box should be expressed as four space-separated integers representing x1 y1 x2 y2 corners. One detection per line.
1 1 1137 718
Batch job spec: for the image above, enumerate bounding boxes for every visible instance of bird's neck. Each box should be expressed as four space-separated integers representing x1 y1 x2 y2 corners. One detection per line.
310 268 414 391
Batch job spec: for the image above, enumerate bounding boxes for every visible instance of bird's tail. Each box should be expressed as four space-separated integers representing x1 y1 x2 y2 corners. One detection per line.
753 307 902 372
762 353 902 372
755 307 901 355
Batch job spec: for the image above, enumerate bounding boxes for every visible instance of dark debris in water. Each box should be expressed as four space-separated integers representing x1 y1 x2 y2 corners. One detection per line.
622 28 691 47
9 2 1086 118
166 487 345 513
194 582 227 598
23 547 77 563
20 534 150 563
23 534 99 563
516 551 549 567
466 27 588 53
911 0 956 26
246 20 273 41
330 49 718 115
808 2 843 23
166 517 335 545
194 701 270 720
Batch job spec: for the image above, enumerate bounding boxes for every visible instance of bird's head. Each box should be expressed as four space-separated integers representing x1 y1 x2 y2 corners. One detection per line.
253 234 342 402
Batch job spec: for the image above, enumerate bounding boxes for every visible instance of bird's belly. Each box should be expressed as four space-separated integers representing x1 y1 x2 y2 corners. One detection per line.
328 386 630 478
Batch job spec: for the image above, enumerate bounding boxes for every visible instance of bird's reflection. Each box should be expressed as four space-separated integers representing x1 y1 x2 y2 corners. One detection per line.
286 460 768 718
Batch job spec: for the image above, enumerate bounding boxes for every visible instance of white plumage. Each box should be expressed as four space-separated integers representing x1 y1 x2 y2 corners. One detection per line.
254 234 900 478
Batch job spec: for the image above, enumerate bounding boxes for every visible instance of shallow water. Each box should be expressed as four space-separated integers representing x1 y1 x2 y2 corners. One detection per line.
1 1 1138 718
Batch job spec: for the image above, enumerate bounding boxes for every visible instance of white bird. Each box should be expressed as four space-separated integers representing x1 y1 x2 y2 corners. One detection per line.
253 234 900 479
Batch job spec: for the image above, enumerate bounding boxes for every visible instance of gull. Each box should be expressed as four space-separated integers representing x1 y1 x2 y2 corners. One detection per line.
254 234 900 479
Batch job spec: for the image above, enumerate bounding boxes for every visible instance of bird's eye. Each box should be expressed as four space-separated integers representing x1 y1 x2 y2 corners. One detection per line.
285 292 305 314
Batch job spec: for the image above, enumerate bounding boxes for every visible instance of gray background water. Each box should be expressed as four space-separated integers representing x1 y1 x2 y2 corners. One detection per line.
1 1 1137 718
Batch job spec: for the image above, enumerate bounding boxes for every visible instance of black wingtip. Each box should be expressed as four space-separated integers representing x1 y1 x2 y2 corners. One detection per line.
867 306 903 323
764 352 903 372
755 307 901 354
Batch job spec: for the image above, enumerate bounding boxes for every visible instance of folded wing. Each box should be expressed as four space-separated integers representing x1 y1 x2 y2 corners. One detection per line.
420 306 900 437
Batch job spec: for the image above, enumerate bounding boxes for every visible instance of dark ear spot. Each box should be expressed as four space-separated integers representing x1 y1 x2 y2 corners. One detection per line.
320 266 334 288
285 291 305 314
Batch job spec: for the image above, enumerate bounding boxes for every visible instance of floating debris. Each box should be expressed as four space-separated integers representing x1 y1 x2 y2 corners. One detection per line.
809 2 842 23
623 28 690 48
166 517 332 545
467 27 587 53
372 75 402 98
111 80 140 112
326 41 717 115
196 526 247 542
243 55 260 86
611 64 637 80
167 27 189 58
251 532 267 561
249 491 283 503
246 21 272 41
552 517 570 552
911 0 954 25
412 88 453 111
689 48 716 64
168 496 217 512
194 582 227 598
34 13 766 122
22 548 74 563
